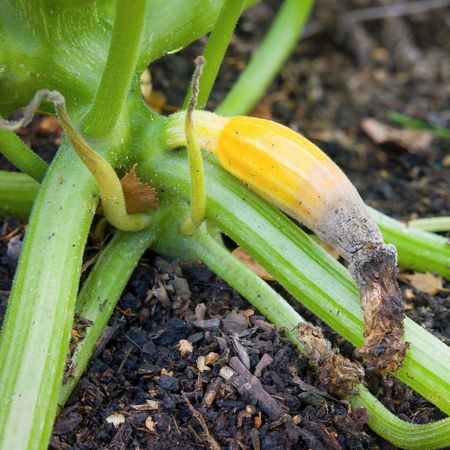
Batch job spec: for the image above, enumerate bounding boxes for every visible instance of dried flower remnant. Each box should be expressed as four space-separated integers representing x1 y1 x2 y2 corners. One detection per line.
298 322 364 396
165 111 408 373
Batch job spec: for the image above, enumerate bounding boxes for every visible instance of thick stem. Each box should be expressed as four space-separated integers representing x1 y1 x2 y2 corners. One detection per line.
0 96 159 450
217 0 315 115
182 0 245 110
81 0 147 138
0 130 47 182
0 171 39 219
0 141 97 450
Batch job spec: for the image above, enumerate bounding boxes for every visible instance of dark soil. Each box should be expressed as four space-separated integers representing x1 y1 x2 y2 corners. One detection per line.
1 0 449 449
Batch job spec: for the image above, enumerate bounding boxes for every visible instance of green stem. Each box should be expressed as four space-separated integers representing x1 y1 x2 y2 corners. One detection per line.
0 171 39 219
0 130 47 182
56 99 151 231
0 96 159 450
182 59 206 233
58 212 166 406
182 0 245 110
217 0 315 115
350 386 450 450
408 216 450 233
81 0 147 138
156 219 450 450
0 141 98 450
370 208 450 279
144 153 450 414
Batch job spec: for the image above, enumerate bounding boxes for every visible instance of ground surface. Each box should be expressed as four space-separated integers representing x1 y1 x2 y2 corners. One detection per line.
0 0 449 449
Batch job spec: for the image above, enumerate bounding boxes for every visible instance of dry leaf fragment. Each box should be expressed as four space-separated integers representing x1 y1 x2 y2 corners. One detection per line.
179 339 193 357
254 412 263 429
205 352 219 365
399 272 449 296
361 118 434 154
231 247 275 280
197 356 211 373
106 412 125 427
145 416 156 432
146 400 159 410
120 164 158 213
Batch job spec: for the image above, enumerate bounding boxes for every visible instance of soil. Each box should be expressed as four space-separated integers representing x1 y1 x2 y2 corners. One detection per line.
1 0 449 449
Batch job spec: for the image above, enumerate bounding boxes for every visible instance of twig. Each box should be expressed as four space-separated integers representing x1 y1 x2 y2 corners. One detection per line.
200 378 222 410
220 356 287 421
182 393 221 450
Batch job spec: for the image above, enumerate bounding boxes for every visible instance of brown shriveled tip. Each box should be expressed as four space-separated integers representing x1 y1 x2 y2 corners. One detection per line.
297 323 364 397
120 164 158 213
350 244 409 374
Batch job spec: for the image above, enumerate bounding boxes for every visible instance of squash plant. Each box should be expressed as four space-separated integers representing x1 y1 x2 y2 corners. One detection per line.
0 1 449 449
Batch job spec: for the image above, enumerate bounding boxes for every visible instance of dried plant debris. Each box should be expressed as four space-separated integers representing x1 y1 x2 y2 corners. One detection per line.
120 164 158 213
350 245 409 373
231 246 275 280
399 272 450 296
361 118 434 154
297 323 364 396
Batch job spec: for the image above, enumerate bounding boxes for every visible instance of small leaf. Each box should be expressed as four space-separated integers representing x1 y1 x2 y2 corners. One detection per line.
400 272 449 296
120 164 158 213
232 247 275 280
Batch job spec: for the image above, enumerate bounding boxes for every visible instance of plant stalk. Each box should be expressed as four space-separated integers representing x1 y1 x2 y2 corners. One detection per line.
350 386 450 450
0 130 47 182
58 212 166 406
182 0 246 110
217 0 315 115
408 216 450 233
82 0 148 138
155 219 305 345
0 141 98 450
369 207 450 279
0 171 39 219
